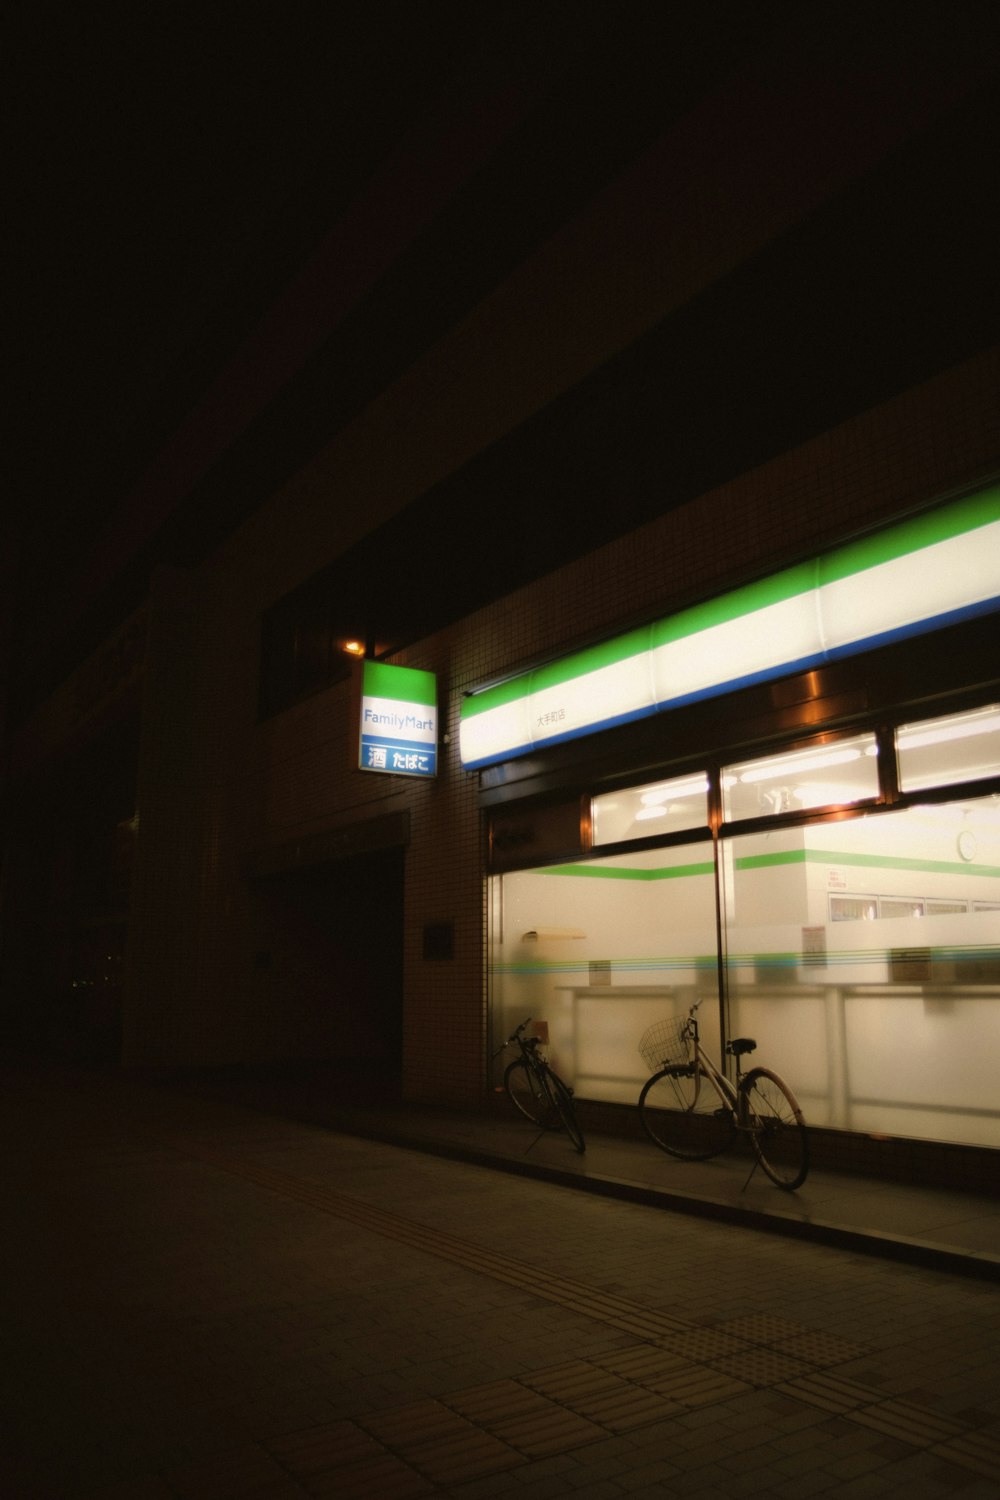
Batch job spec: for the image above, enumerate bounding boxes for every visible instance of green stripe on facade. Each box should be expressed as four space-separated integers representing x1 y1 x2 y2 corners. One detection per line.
536 851 999 880
462 484 1000 721
495 956 715 973
540 862 714 880
735 848 1000 878
461 672 532 717
531 627 651 691
818 484 1000 585
650 561 817 648
497 944 996 975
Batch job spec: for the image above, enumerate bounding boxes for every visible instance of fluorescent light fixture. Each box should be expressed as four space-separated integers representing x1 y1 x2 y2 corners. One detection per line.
591 768 710 845
739 747 862 784
897 706 1000 750
791 782 867 807
640 775 709 804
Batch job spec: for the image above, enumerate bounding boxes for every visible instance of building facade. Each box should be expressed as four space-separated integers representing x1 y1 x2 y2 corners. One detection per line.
3 9 999 1183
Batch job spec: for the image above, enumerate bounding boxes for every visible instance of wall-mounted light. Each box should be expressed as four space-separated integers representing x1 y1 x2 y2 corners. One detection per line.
342 639 366 657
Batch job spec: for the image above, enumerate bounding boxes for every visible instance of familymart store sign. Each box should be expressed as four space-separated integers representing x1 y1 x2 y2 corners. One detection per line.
358 661 437 778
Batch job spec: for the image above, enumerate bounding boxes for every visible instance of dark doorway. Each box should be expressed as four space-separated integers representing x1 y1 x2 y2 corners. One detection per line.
258 846 404 1091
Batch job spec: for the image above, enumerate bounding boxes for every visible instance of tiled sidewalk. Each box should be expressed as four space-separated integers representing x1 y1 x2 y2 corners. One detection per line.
167 1062 1000 1280
3 1052 999 1498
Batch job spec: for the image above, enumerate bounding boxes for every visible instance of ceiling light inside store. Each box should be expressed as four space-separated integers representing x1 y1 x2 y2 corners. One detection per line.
640 776 709 804
739 747 863 783
897 708 1000 750
792 782 866 808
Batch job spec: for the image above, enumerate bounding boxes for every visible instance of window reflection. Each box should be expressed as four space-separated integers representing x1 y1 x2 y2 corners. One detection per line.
723 733 878 822
592 772 709 845
721 796 1000 1147
897 704 1000 792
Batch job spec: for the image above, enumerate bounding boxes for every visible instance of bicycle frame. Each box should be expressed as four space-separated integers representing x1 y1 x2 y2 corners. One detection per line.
494 1018 586 1153
678 1009 744 1126
638 998 810 1188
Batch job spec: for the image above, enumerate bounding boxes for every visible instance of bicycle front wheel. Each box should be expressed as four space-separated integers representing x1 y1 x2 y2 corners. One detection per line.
638 1064 735 1161
742 1068 809 1190
504 1059 559 1127
544 1070 586 1154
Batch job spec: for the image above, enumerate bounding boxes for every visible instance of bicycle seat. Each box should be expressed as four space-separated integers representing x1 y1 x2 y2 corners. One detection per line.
727 1037 757 1056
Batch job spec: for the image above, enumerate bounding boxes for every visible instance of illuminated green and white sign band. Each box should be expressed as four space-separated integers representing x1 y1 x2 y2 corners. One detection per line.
460 485 1000 770
359 660 437 777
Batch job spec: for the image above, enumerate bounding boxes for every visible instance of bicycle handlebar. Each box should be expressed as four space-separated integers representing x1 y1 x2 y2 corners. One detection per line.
491 1017 533 1059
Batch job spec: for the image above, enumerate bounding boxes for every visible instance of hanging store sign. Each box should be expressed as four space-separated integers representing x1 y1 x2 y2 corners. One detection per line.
460 484 1000 770
357 661 437 778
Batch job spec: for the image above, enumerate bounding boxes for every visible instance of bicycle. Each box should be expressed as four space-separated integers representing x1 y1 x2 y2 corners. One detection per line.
494 1018 586 1154
637 999 809 1189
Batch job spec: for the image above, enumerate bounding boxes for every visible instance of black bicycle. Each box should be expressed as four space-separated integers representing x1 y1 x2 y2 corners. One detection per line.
494 1018 586 1153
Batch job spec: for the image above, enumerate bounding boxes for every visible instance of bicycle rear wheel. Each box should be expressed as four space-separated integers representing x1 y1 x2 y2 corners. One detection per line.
741 1068 809 1189
638 1064 735 1160
504 1059 558 1128
544 1070 586 1154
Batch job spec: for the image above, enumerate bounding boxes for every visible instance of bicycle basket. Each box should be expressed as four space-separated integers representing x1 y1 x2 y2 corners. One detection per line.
638 1016 689 1072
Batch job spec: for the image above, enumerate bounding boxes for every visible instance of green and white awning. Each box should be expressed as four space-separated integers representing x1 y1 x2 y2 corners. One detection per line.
460 484 1000 770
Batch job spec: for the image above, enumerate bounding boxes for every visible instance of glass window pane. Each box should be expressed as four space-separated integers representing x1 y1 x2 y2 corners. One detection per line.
722 732 878 822
490 842 719 1104
721 794 1000 1148
896 703 1000 793
591 772 708 846
878 896 925 919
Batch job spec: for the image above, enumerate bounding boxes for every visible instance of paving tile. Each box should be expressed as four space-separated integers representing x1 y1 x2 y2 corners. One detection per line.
264 1419 387 1476
306 1453 435 1497
4 1055 1000 1500
931 1425 1000 1482
163 1442 307 1497
357 1398 525 1484
849 1397 968 1447
447 1377 607 1456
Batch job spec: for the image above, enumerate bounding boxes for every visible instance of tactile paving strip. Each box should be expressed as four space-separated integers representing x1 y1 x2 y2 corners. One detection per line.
520 1358 687 1432
182 1144 692 1341
448 1378 607 1456
189 1145 1000 1487
360 1399 525 1486
937 1427 1000 1479
716 1312 870 1366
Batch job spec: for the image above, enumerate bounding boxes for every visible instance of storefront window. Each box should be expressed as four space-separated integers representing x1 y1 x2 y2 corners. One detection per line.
591 772 709 845
490 702 1000 1151
896 703 1000 793
490 842 718 1103
722 732 879 822
721 795 1000 1147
